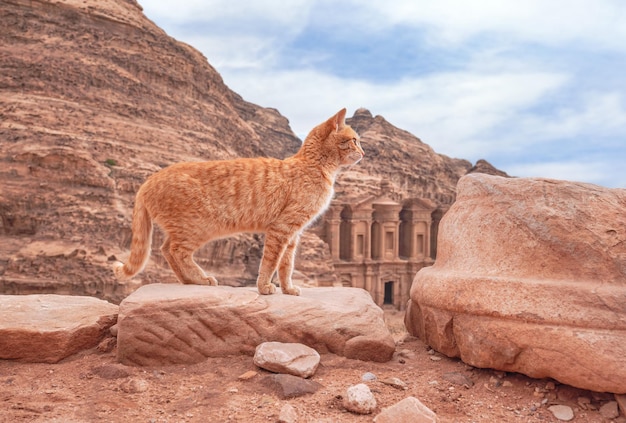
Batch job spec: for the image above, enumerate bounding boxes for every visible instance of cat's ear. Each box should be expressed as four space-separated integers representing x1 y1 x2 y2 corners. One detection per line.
326 108 347 134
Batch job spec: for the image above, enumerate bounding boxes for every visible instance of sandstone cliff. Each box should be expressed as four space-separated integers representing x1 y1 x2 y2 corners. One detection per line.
336 108 503 205
0 0 506 302
0 0 301 301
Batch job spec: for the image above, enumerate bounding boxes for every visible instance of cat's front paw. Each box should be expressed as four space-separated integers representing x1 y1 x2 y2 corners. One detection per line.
282 286 301 296
197 276 218 286
258 283 276 295
205 276 218 286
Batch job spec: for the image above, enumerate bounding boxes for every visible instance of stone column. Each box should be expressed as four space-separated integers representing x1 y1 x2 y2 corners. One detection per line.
326 204 342 261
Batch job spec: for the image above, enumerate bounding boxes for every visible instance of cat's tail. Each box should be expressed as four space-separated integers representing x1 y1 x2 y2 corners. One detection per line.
113 196 153 280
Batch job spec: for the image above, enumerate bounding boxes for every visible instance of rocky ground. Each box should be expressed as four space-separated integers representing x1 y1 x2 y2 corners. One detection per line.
1 310 623 423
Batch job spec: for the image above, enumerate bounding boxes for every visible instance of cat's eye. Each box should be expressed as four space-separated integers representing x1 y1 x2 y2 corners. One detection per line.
339 140 352 150
339 138 358 149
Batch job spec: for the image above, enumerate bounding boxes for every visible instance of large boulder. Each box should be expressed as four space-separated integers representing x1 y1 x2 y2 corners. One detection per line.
405 174 626 393
117 285 395 366
0 294 118 363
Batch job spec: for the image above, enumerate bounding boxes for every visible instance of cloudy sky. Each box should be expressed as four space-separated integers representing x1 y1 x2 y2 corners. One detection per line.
140 1 625 188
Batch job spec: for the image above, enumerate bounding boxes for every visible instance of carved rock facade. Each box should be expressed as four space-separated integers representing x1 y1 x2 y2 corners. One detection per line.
322 182 443 310
405 174 626 393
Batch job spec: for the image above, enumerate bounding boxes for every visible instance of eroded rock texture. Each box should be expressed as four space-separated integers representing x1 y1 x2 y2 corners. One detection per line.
117 285 395 366
405 174 626 393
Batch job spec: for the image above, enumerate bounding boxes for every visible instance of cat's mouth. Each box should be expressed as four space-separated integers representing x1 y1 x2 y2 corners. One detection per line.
342 152 363 166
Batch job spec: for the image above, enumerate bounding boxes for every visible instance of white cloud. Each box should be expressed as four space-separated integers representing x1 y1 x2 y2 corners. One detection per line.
142 0 313 27
519 92 626 141
139 0 626 188
222 67 567 157
355 0 626 50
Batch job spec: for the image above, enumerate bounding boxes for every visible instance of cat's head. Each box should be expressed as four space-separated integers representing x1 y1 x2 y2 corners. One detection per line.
305 108 364 167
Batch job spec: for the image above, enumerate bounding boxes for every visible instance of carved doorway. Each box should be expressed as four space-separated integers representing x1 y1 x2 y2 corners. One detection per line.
383 281 394 305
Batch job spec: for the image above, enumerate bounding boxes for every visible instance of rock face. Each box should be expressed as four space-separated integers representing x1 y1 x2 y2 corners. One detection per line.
116 285 395 366
405 174 626 393
0 0 301 301
0 294 118 363
338 108 507 205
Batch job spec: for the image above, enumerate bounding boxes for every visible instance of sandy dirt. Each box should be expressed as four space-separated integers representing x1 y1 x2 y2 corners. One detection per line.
0 310 620 423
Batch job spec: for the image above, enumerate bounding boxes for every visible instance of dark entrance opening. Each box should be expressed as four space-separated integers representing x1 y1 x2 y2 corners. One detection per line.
383 281 394 305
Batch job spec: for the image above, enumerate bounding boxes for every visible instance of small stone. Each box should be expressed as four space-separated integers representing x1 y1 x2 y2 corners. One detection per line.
502 381 513 388
380 377 408 390
277 403 298 423
548 405 574 421
373 396 437 423
237 370 258 380
343 384 377 414
362 372 377 382
228 387 239 393
262 374 322 399
120 378 149 394
429 356 442 361
254 342 320 378
599 401 619 419
545 381 556 390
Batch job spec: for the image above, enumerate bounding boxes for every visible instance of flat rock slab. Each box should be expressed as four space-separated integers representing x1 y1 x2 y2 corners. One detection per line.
0 294 118 363
117 285 395 366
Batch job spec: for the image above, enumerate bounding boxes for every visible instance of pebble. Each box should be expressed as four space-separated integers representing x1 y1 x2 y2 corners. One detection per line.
429 356 442 361
278 403 298 423
237 370 258 380
599 401 619 419
343 383 377 414
262 374 323 399
548 404 574 421
120 378 149 394
253 342 320 378
362 372 377 382
380 377 408 390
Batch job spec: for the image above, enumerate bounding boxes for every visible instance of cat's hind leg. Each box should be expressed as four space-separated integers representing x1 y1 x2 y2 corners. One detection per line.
163 237 218 286
277 234 301 296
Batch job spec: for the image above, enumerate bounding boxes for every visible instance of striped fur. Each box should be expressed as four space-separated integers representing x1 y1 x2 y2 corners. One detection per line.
114 109 363 295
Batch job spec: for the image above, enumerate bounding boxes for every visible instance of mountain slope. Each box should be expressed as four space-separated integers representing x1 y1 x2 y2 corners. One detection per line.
0 0 300 300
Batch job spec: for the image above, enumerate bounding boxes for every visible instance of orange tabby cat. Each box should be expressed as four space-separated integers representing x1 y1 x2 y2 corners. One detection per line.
114 108 363 295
